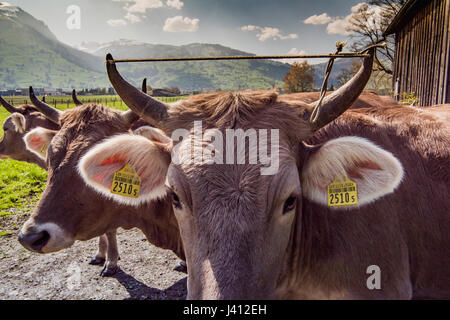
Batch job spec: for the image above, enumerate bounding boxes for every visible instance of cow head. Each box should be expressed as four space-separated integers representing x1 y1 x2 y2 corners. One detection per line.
0 96 59 166
18 87 141 253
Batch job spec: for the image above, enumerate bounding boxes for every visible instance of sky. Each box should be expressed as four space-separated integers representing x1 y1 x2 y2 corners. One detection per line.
7 0 367 59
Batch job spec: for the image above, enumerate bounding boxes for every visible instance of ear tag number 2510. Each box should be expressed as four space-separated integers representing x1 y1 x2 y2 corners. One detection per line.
327 175 358 207
110 163 141 198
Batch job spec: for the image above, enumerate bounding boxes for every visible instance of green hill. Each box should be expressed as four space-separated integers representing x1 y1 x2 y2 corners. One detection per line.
0 3 291 91
0 3 357 91
0 3 107 89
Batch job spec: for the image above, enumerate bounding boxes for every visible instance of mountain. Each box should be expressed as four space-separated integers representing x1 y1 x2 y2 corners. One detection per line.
0 2 107 90
80 40 291 91
313 58 358 88
0 2 354 91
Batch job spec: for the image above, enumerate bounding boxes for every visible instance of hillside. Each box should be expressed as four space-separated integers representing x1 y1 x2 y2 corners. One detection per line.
0 2 107 89
78 40 292 91
0 2 355 91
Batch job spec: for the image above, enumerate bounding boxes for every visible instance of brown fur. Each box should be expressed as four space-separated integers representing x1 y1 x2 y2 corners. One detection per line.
161 91 448 299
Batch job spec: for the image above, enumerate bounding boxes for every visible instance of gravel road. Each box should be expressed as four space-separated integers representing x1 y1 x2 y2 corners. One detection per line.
0 214 187 300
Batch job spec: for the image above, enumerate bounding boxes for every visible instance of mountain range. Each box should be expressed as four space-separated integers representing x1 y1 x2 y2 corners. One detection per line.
0 2 353 91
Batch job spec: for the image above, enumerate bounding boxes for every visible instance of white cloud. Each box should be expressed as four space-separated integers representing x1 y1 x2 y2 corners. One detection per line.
241 25 258 32
280 48 308 64
303 13 332 25
326 15 353 35
241 25 298 42
163 16 199 32
125 12 141 23
120 0 164 13
167 0 184 10
107 19 128 27
303 2 384 36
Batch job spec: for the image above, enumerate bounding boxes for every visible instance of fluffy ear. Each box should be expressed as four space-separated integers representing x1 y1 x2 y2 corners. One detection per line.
133 126 172 145
23 127 56 160
302 136 404 209
78 134 172 206
11 113 26 134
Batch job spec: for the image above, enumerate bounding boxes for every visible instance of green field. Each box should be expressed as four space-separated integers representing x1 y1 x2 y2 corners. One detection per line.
0 95 184 236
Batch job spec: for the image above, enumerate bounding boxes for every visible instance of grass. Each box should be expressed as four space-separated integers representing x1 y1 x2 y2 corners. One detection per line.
0 95 184 236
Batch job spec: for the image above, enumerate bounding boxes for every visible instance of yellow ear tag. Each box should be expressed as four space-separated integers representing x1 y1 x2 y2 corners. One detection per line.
327 175 358 207
40 143 48 156
110 163 141 198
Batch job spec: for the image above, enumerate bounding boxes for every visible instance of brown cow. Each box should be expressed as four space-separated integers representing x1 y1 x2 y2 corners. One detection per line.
286 90 398 108
0 94 123 276
69 48 448 299
0 96 59 168
17 87 185 276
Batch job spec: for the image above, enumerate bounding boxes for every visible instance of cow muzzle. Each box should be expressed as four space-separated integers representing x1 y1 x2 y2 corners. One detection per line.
18 230 50 253
19 221 74 253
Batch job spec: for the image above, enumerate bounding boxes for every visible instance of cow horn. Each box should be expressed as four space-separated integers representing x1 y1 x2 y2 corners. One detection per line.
72 89 83 106
307 46 375 131
120 79 149 126
142 78 147 94
29 86 61 124
0 95 22 114
42 96 46 103
106 54 169 126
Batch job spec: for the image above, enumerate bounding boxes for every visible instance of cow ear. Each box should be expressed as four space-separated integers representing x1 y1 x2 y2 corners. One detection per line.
23 127 56 160
11 113 26 134
301 137 404 209
78 134 172 206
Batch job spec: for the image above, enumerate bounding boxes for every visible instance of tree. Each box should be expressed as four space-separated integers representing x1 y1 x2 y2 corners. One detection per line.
346 0 406 75
283 61 315 93
337 60 362 87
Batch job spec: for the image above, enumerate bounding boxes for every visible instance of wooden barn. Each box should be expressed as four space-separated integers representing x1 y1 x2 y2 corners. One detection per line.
385 0 450 106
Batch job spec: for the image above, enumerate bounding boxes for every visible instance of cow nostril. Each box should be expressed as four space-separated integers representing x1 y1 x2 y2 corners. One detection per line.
19 231 50 252
31 231 50 251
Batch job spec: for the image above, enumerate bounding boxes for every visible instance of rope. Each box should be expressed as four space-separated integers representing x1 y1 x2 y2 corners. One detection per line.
309 42 346 124
109 53 370 64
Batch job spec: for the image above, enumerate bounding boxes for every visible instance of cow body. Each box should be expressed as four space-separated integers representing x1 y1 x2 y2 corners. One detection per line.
75 94 449 299
275 104 450 299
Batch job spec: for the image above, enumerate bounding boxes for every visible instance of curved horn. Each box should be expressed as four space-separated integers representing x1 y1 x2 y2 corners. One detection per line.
0 95 22 114
72 89 83 106
307 47 375 131
29 86 61 124
142 78 147 94
106 54 169 126
120 78 150 125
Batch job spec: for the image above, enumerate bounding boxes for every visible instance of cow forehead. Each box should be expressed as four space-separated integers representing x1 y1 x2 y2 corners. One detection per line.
169 150 299 213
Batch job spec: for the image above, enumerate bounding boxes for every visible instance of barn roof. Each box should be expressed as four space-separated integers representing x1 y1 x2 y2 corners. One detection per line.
384 0 432 35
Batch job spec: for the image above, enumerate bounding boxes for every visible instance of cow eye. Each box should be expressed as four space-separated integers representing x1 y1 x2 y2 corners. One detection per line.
283 196 297 214
3 127 7 131
171 191 182 210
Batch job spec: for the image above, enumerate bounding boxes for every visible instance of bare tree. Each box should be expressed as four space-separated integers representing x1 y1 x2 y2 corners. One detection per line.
283 61 315 93
346 0 406 75
337 60 362 87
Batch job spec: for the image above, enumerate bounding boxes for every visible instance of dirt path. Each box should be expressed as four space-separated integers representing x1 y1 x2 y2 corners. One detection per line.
0 214 187 300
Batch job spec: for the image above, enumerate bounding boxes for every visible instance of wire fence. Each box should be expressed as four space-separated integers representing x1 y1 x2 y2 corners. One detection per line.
2 96 184 110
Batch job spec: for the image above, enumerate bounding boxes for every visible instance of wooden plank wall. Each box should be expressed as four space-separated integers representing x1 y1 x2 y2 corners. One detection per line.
393 0 450 106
